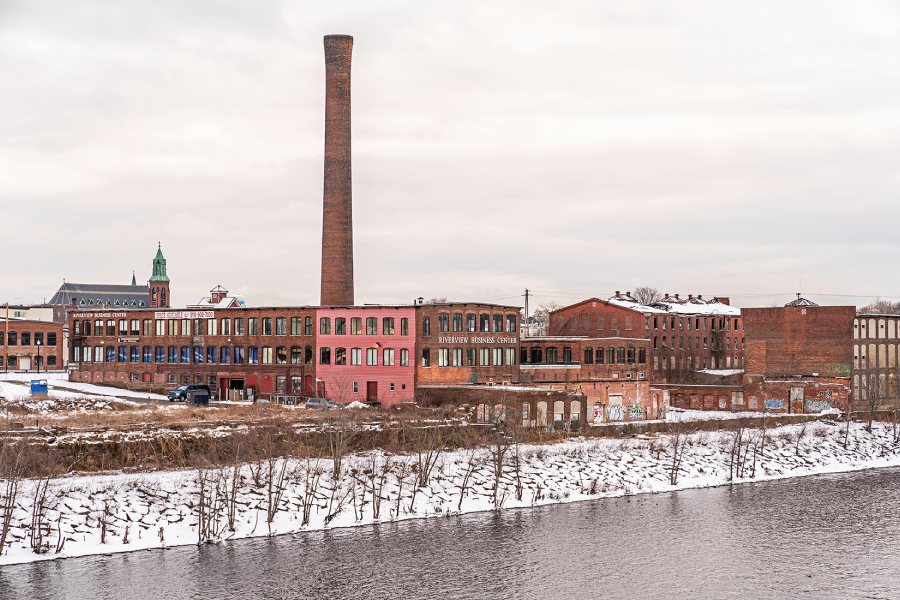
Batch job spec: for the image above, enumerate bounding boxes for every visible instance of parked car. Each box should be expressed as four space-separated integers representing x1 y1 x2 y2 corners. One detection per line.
306 397 339 410
168 384 211 402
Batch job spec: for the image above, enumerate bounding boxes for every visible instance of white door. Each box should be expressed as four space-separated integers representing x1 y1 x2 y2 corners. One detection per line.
19 357 30 371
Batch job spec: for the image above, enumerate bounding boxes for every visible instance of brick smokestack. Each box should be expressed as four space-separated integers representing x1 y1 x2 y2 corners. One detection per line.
320 34 355 306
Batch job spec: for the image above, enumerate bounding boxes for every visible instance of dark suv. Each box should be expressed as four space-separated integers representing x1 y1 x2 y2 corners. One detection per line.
168 384 211 402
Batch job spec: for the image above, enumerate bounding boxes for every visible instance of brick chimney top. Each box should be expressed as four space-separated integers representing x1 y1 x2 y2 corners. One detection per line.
615 291 620 296
688 294 692 300
626 291 632 297
674 294 680 300
664 293 669 299
698 294 702 300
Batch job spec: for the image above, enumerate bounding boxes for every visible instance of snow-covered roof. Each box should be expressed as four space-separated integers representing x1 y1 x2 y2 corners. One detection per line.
187 295 246 309
603 295 739 317
785 296 819 307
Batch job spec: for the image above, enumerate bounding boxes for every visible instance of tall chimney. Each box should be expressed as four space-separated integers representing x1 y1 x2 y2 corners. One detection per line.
320 34 355 306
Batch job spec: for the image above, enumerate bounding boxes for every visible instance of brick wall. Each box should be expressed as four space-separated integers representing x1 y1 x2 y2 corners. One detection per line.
414 303 520 386
742 306 854 378
0 320 65 371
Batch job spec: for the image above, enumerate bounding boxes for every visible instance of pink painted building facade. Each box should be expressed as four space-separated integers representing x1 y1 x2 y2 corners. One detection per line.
314 306 416 406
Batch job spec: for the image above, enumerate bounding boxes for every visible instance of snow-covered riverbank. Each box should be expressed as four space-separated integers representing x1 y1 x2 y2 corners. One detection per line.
1 418 897 566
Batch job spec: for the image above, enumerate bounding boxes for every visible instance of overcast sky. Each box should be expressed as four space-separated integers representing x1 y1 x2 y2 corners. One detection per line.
2 1 899 311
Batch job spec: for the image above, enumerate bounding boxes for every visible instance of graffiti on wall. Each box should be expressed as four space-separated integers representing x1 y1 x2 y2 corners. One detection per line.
607 405 625 422
804 399 831 413
747 395 759 410
627 404 644 420
718 395 728 409
657 404 665 420
764 398 784 410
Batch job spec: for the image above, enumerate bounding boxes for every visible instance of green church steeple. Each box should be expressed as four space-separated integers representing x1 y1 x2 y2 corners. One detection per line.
131 271 137 286
150 243 170 282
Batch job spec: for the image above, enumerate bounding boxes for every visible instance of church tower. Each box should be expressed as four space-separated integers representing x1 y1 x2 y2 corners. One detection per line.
149 244 171 308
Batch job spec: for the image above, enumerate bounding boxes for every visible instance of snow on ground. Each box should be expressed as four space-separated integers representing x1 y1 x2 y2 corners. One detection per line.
695 369 744 376
0 373 167 405
0 418 897 565
667 408 838 422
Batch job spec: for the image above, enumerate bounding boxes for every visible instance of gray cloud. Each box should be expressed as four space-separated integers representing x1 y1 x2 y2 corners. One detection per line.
2 0 899 310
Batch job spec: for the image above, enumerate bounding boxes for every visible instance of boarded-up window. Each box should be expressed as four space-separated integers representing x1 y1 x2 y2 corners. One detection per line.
625 316 632 330
611 316 618 330
598 316 604 330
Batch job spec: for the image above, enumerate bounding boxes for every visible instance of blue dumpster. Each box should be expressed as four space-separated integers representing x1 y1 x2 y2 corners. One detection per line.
31 380 48 394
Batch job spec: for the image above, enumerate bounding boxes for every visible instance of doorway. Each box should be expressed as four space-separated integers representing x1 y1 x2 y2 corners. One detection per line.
366 381 378 402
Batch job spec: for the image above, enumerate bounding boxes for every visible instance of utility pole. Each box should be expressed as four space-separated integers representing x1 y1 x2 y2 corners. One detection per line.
523 289 530 338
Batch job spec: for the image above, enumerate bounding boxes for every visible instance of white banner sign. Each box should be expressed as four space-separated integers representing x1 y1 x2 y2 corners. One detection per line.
154 311 215 319
438 336 518 344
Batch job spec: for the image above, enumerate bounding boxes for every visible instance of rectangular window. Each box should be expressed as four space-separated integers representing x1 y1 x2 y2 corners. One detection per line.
46 356 56 367
466 314 476 333
625 316 632 330
367 348 378 366
249 318 258 336
480 314 489 333
207 318 217 336
352 381 359 394
335 317 346 335
5 332 15 346
291 317 302 336
452 313 462 332
645 316 650 330
143 346 152 363
220 347 231 364
383 317 395 335
506 348 516 366
20 332 30 346
96 346 104 362
275 376 286 394
156 320 165 336
493 348 503 366
155 346 164 363
262 318 272 336
616 347 625 364
546 347 558 363
493 314 503 333
332 347 344 365
181 319 190 336
390 382 395 392
117 346 127 363
193 346 204 364
207 346 217 363
221 318 231 336
366 317 377 335
305 316 313 336
452 347 463 366
290 346 302 364
422 348 430 367
562 347 572 363
128 319 139 335
234 346 245 364
194 319 206 336
350 317 362 335
292 377 303 394
73 321 81 336
320 318 331 335
118 320 128 336
438 348 450 367
596 347 605 364
422 317 431 336
506 314 516 333
401 318 409 335
383 348 395 366
479 348 490 366
703 337 708 350
142 319 152 335
235 318 245 336
130 346 139 362
351 348 362 365
106 319 115 336
400 348 409 366
467 348 476 366
276 317 287 335
248 346 259 364
34 332 44 346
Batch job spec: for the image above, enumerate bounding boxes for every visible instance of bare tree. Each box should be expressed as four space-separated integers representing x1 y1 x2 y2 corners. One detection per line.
862 374 884 434
632 286 663 306
532 301 562 327
323 374 359 479
858 298 900 315
427 297 448 304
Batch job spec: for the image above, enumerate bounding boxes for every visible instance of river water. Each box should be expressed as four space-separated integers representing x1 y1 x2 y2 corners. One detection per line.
2 467 899 600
